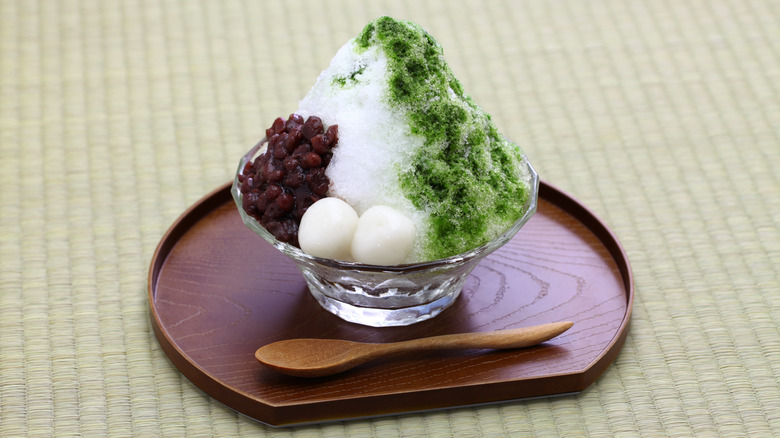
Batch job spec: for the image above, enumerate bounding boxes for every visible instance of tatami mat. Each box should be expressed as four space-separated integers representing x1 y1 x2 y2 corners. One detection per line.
1 0 778 436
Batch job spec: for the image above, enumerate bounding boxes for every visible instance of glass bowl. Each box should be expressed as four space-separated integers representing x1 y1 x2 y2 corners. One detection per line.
231 139 539 327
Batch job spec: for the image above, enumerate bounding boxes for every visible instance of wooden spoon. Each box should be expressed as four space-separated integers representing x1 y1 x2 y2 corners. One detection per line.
255 321 573 377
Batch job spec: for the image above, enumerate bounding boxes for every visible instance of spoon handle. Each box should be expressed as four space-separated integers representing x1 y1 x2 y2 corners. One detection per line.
380 321 573 355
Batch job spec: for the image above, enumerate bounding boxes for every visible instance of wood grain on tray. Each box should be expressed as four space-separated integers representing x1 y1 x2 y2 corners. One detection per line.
148 181 633 426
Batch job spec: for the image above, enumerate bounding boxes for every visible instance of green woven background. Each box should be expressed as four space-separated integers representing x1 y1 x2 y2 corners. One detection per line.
1 0 778 436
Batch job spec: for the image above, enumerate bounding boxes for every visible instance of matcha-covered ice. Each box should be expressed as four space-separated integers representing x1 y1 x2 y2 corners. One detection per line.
298 17 532 262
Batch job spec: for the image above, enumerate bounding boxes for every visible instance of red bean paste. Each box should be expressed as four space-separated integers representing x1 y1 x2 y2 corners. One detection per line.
238 114 338 246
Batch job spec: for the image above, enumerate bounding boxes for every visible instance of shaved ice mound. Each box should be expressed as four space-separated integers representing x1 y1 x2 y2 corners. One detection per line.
297 16 533 263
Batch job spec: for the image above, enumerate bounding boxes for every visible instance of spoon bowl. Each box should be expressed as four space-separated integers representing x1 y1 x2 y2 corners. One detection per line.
255 321 573 377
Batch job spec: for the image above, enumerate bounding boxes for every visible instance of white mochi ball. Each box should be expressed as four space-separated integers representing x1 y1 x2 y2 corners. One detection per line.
351 205 416 265
298 198 359 260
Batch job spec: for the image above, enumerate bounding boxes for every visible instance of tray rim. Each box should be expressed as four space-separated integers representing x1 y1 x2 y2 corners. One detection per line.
148 180 633 427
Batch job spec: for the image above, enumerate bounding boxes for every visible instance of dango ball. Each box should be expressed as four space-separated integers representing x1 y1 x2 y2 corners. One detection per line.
298 198 358 260
351 205 416 265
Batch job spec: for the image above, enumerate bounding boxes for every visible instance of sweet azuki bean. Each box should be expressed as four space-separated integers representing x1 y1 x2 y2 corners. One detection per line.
302 152 322 168
307 168 330 196
265 184 282 200
268 169 285 183
323 125 338 147
302 115 324 140
273 144 288 160
285 170 304 188
267 117 285 138
311 135 326 154
284 131 300 152
293 143 312 157
276 193 294 211
239 114 338 246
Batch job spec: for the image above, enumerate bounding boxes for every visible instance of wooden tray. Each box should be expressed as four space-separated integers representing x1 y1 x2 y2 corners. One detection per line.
148 181 633 427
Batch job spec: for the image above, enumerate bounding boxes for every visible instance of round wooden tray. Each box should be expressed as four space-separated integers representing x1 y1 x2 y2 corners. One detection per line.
148 181 633 427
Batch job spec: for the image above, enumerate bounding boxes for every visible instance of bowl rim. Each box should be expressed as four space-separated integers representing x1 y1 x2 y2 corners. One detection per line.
231 138 540 272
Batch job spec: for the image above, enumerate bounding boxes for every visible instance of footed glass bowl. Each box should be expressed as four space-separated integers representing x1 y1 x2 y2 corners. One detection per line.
231 139 539 327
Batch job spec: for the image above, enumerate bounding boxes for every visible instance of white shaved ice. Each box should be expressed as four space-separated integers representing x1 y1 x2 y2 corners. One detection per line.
296 41 428 254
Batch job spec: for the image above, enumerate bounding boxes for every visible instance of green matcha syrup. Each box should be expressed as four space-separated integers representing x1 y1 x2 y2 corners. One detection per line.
356 17 530 260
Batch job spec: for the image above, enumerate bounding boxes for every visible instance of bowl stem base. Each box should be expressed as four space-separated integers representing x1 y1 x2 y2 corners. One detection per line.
307 286 462 327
